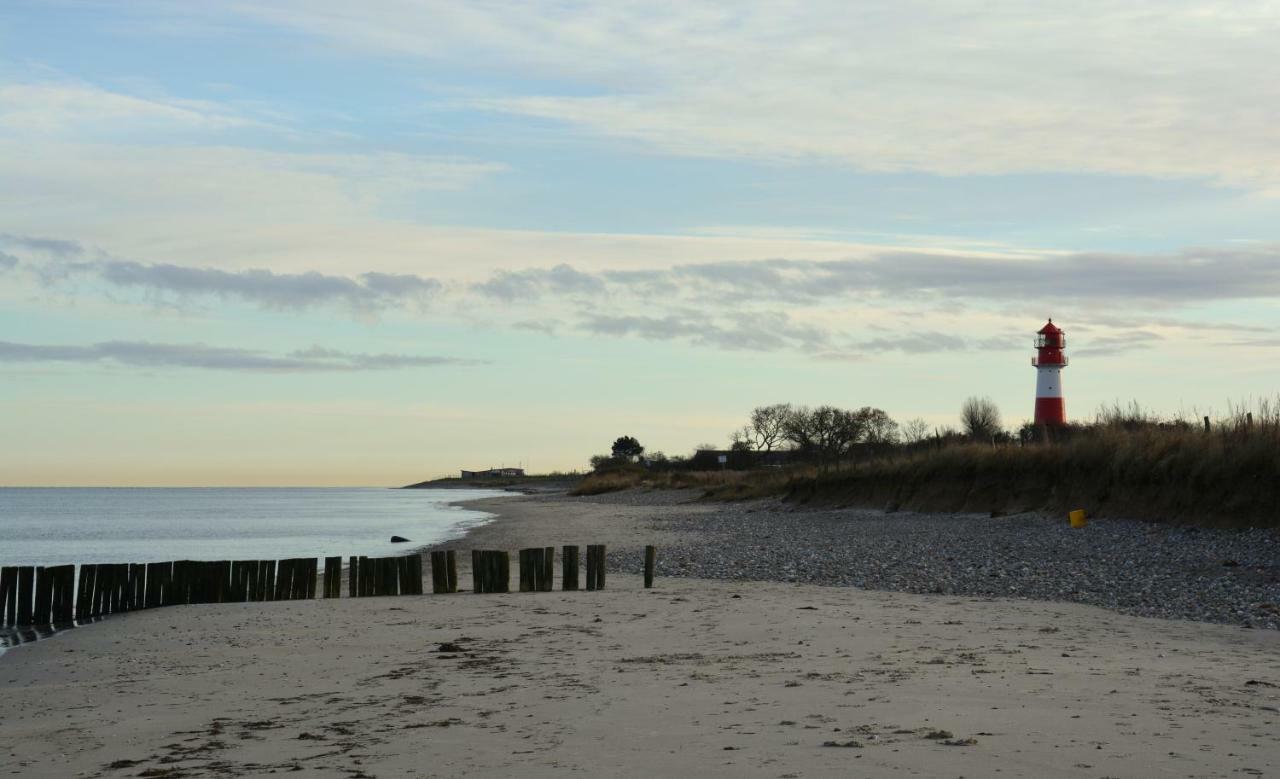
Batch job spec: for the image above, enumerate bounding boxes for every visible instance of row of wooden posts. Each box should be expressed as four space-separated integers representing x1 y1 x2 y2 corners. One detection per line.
0 544 657 629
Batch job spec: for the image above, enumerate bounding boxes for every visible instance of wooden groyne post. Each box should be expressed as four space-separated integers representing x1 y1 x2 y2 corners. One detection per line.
644 545 656 588
518 547 556 592
472 550 510 594
562 545 579 591
584 544 606 591
1 542 632 632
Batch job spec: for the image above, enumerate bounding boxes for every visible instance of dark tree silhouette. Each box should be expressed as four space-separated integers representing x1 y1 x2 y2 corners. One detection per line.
610 435 645 461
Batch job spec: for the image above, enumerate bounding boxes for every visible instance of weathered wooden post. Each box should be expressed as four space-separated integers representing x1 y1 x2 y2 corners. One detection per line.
395 556 409 595
324 557 341 598
562 546 578 591
644 545 656 588
499 551 511 593
53 566 75 623
259 560 274 601
33 565 53 619
385 557 399 596
585 546 598 592
541 547 555 591
520 548 546 592
306 558 319 599
33 566 53 622
274 559 292 601
16 566 35 625
0 567 11 626
430 551 446 594
2 567 17 625
104 564 119 612
411 554 425 595
144 562 160 608
1204 415 1211 433
34 567 53 624
472 550 484 593
229 561 243 601
245 560 259 602
219 560 233 603
135 563 147 609
168 561 182 607
427 551 455 593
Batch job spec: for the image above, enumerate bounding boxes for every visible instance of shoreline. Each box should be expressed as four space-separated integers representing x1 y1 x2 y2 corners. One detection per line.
1 488 1278 776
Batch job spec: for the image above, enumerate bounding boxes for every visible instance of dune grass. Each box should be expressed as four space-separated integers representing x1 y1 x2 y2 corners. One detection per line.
574 401 1280 528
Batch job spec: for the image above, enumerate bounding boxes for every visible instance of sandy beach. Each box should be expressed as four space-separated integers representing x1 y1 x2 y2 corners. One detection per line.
2 492 1278 778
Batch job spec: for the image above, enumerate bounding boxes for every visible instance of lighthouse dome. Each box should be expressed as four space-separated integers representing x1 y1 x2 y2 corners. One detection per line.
1034 319 1066 349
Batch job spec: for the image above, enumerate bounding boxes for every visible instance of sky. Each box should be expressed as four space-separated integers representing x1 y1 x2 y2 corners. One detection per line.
2 1 1279 486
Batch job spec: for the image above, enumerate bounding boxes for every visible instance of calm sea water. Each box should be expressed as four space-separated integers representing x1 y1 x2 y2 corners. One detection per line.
0 488 503 568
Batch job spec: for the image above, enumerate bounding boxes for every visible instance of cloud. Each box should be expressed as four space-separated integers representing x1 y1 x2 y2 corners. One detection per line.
32 256 441 314
97 259 441 311
512 319 561 335
0 251 17 270
578 311 830 352
473 264 606 301
475 244 1280 305
0 340 485 372
1072 330 1165 357
0 82 257 137
855 331 968 354
225 1 1280 191
0 233 85 258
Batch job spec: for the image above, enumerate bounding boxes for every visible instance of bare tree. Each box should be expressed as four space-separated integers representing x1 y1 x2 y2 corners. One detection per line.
901 417 930 444
961 396 1003 440
748 403 792 451
856 407 899 447
781 405 820 455
783 405 868 471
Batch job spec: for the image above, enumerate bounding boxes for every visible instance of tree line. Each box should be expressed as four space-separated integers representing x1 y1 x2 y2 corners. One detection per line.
591 396 1009 473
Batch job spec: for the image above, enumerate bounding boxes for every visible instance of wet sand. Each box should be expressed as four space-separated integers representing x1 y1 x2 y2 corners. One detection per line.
1 493 1277 777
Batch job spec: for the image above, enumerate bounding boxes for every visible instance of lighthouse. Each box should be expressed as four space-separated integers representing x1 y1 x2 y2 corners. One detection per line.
1032 319 1068 426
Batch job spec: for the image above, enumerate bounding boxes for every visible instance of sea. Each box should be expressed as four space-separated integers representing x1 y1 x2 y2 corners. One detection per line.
0 487 504 649
0 487 503 569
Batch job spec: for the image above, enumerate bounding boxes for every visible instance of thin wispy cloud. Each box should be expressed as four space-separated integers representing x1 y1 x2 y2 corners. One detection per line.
473 264 606 301
0 340 485 373
476 245 1280 305
94 260 441 312
0 232 85 258
579 311 831 353
1 234 443 314
226 1 1280 191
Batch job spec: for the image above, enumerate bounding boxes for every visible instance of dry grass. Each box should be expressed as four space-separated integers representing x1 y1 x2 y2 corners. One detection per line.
570 467 772 496
576 401 1280 528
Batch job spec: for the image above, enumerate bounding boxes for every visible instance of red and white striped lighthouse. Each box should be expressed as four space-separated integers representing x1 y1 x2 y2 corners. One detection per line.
1032 319 1068 426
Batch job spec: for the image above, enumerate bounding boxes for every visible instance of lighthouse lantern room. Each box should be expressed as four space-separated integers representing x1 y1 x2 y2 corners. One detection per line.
1032 319 1068 426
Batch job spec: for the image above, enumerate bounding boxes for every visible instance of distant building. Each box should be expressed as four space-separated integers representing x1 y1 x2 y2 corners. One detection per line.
689 449 796 470
460 467 526 478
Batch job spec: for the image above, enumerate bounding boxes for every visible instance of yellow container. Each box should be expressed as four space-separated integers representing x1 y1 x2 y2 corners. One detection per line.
1068 509 1088 528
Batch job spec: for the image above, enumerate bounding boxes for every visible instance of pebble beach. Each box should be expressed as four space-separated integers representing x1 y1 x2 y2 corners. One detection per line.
582 488 1280 630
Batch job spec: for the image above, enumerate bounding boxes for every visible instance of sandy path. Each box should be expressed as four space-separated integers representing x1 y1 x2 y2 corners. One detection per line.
1 494 1278 777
